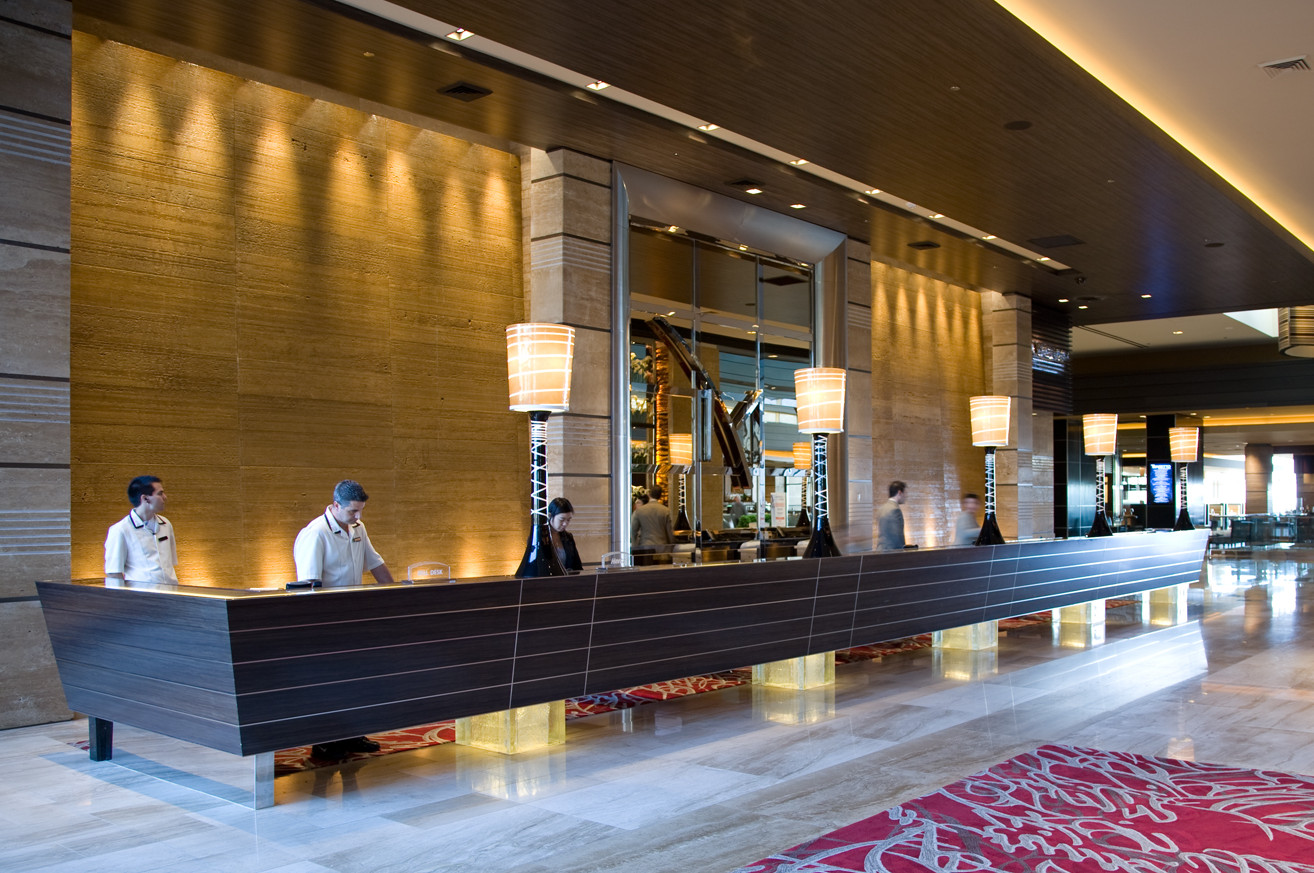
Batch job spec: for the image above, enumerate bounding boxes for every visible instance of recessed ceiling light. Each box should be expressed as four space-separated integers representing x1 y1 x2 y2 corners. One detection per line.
1058 298 1069 303
929 213 944 219
362 51 375 57
697 123 719 131
666 225 680 233
1077 304 1088 310
767 354 778 359
738 245 748 251
982 234 997 240
788 158 809 166
446 28 473 40
666 311 676 316
864 188 882 195
1141 294 1152 299
1036 256 1051 262
789 203 806 209
1172 330 1184 335
587 80 610 90
746 187 763 195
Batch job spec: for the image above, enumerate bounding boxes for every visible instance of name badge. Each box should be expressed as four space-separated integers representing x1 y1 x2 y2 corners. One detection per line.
353 536 361 542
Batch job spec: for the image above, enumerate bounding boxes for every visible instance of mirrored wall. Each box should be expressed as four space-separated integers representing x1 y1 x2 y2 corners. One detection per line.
627 221 815 543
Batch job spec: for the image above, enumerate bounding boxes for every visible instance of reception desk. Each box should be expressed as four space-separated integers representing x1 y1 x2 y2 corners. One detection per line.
37 531 1207 805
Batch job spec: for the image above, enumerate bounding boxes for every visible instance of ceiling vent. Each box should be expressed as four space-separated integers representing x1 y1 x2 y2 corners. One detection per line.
1028 234 1085 249
440 81 492 101
907 240 940 250
1259 55 1309 78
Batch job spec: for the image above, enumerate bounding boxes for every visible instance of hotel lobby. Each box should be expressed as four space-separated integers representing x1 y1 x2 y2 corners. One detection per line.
4 1 1314 870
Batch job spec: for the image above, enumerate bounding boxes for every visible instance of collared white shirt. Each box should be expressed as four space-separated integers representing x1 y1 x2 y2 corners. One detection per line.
293 508 384 588
104 509 179 584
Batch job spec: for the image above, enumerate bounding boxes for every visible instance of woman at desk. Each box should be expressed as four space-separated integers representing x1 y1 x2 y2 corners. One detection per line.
548 497 583 573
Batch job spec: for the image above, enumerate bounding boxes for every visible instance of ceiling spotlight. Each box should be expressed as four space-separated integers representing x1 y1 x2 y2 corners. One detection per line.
445 28 473 40
788 158 809 166
666 225 680 233
929 213 944 219
1058 298 1070 303
362 51 375 57
982 234 997 240
666 310 675 316
1077 305 1088 310
746 187 763 195
697 123 719 131
789 203 806 209
586 80 610 90
1172 330 1183 335
738 245 749 251
1141 294 1152 298
1036 256 1051 262
864 188 882 195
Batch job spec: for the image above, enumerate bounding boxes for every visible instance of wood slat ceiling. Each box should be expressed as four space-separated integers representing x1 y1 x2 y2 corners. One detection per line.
74 0 1314 325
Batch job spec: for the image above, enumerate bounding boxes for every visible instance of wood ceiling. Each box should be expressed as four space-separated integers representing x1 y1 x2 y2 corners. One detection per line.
74 0 1314 326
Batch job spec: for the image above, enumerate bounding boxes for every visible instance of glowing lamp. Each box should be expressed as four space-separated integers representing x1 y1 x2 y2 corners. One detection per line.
969 396 1010 447
792 442 812 470
668 433 693 467
1169 426 1199 531
507 323 575 412
1082 414 1118 456
794 368 846 434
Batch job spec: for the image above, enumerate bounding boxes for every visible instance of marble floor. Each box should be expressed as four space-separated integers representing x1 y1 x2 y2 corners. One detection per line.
3 557 1313 873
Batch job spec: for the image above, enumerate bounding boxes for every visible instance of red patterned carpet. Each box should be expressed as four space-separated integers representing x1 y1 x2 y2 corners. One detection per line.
730 744 1314 872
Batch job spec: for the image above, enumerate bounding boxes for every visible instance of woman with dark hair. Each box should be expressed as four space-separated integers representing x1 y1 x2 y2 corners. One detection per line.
547 497 583 573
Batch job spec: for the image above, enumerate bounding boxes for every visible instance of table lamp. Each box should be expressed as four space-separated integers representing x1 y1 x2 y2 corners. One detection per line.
1082 413 1118 537
795 367 845 558
968 395 1010 545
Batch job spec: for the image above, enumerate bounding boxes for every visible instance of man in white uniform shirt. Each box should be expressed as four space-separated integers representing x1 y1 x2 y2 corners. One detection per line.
293 479 395 588
293 479 395 759
104 475 178 584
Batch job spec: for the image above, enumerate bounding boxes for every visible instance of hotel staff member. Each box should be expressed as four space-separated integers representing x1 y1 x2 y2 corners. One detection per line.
293 479 396 588
104 475 178 584
293 479 395 759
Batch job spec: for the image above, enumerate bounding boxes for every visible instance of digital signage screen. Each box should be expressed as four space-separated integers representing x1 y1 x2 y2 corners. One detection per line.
1149 462 1174 505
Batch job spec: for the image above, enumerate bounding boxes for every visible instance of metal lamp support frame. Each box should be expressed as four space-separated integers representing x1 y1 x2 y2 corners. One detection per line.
801 433 840 558
515 410 567 577
975 446 1006 545
1087 454 1113 537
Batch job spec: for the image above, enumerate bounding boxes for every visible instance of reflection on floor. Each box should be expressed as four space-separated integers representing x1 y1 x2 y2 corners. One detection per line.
3 557 1312 873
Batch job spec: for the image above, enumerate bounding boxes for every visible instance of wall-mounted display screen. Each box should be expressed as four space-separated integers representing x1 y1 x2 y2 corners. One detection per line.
1149 462 1174 504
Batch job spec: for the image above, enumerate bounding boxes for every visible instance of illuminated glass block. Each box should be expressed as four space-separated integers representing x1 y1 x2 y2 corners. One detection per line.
752 685 835 725
1056 621 1106 649
933 620 999 651
1058 599 1106 625
751 652 835 689
1149 583 1189 626
454 700 565 754
933 648 998 680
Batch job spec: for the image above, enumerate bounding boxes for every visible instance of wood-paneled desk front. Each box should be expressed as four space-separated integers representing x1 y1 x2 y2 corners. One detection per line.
36 530 1208 807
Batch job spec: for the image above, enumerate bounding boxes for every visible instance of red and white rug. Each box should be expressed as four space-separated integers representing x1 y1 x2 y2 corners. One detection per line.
729 743 1314 872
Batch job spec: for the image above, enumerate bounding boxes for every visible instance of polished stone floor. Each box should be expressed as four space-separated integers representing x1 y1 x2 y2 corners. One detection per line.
3 557 1312 873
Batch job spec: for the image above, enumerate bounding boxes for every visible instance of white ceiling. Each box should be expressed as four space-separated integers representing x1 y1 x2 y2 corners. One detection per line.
997 0 1314 254
1071 311 1276 354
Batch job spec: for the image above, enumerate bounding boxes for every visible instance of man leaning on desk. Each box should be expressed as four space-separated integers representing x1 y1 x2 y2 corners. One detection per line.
293 479 396 760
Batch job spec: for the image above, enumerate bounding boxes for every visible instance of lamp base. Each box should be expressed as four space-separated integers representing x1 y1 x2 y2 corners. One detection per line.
674 506 692 532
974 512 1006 546
515 523 568 578
801 515 841 558
1173 507 1194 531
1086 512 1113 538
795 505 810 530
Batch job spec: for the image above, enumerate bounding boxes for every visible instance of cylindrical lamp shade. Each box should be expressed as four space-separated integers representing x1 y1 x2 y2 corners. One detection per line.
968 395 1010 447
1082 414 1118 456
792 441 812 470
669 433 693 467
1169 426 1199 463
1279 307 1314 358
507 323 575 411
794 367 846 433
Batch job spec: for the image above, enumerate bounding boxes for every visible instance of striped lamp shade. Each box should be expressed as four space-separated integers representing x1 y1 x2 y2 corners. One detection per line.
507 323 575 412
1082 414 1118 456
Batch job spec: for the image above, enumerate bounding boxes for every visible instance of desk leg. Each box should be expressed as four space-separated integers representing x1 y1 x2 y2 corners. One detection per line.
253 752 274 809
89 717 113 761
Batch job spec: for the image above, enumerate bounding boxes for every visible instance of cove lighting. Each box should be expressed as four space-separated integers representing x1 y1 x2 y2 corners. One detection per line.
445 28 473 40
586 81 610 90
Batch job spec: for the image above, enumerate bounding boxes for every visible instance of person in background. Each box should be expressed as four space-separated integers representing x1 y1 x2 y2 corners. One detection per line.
876 480 908 550
953 493 982 546
728 493 747 526
631 484 674 547
548 496 583 573
104 475 179 584
293 479 395 760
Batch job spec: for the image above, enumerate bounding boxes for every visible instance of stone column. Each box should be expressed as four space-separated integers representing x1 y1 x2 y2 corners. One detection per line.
523 148 613 561
844 239 874 551
1245 444 1273 515
984 292 1034 539
0 4 74 728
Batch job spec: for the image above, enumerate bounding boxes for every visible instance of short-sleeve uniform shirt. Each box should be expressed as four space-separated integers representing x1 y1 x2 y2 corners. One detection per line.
293 508 385 588
104 510 179 584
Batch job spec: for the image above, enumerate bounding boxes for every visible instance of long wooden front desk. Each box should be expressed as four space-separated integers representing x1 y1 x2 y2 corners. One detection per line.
36 530 1208 803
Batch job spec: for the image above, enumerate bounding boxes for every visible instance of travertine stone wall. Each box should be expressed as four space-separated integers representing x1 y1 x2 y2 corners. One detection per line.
0 1 75 727
525 148 613 561
844 239 874 551
983 291 1036 539
870 262 986 547
70 36 526 584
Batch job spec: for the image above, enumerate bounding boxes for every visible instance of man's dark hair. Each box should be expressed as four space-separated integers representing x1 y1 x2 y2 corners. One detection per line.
649 484 665 501
963 492 980 501
128 476 161 506
334 479 368 505
888 480 907 498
